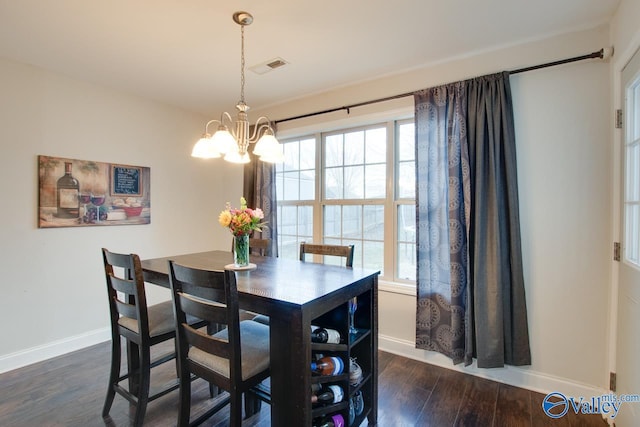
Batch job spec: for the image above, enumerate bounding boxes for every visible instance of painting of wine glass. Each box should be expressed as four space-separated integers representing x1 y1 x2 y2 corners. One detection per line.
37 155 151 228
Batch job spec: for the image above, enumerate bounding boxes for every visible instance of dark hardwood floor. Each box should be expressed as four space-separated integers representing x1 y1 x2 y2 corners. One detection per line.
0 342 608 426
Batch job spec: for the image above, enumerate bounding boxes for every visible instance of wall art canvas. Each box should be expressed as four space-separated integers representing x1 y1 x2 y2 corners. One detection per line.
38 155 151 228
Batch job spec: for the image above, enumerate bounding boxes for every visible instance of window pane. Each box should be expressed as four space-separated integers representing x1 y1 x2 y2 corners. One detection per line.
278 205 314 260
365 164 386 199
283 171 299 200
300 138 315 169
363 241 384 273
344 166 364 199
398 205 416 242
366 128 386 163
398 162 415 199
397 204 416 280
326 134 343 167
398 122 415 161
300 170 315 200
325 167 343 199
627 143 640 202
283 141 299 170
324 205 341 238
279 235 299 260
397 243 416 280
299 206 313 237
364 205 384 240
280 206 297 235
343 205 362 239
344 131 364 165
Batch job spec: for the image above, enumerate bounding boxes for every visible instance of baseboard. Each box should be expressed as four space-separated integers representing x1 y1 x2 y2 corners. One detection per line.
0 327 110 374
379 333 607 400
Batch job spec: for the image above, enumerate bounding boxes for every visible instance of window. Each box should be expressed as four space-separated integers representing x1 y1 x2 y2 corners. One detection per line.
276 119 416 283
625 72 640 267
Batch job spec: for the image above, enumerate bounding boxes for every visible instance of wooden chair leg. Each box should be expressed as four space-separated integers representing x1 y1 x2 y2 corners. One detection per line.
132 347 151 427
127 340 141 395
102 337 121 417
230 392 243 427
244 392 261 418
177 370 192 427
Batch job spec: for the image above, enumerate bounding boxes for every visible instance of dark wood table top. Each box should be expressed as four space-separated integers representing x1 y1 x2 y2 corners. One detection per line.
141 250 379 318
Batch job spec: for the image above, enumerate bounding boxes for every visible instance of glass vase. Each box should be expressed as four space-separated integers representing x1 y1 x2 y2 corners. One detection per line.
234 234 250 267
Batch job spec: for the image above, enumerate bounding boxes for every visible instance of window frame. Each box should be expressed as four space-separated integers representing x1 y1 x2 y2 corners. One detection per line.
275 119 416 284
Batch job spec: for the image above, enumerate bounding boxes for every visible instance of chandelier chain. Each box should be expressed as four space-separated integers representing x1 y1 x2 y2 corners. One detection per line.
240 24 245 104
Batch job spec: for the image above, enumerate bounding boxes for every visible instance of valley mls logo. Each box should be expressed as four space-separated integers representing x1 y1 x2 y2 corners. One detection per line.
542 391 625 419
542 392 570 418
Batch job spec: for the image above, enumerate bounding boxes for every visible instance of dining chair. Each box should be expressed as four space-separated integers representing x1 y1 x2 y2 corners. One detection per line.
230 237 272 257
299 242 355 267
168 261 271 426
249 237 271 256
101 248 197 426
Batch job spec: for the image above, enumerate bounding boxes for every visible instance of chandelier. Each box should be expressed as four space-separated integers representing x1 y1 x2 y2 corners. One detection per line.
191 11 283 164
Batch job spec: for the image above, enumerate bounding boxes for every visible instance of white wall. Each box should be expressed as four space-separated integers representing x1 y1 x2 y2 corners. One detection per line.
0 58 243 370
256 25 613 397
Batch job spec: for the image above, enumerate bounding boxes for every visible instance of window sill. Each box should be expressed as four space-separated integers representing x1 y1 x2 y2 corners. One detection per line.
378 280 416 296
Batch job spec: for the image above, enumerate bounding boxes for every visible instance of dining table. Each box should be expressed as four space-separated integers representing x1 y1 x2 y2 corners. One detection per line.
140 250 379 426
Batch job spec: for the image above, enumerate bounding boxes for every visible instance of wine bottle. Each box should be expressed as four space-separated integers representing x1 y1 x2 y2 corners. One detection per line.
351 390 364 416
311 356 344 376
311 384 344 405
310 325 341 344
312 414 345 427
56 162 79 218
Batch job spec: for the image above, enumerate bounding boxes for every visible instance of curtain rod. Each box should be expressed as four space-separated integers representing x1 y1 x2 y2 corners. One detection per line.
274 48 608 125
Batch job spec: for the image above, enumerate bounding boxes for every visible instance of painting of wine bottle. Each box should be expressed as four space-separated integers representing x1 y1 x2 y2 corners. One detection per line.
38 155 151 228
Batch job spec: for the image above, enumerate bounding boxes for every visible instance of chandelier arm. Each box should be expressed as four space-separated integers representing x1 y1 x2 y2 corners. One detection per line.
248 116 275 142
219 112 238 138
203 119 221 134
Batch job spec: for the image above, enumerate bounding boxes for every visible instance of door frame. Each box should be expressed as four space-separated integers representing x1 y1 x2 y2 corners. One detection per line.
609 38 640 390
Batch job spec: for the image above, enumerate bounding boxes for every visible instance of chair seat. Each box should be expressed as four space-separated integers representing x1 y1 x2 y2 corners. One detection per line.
251 314 270 325
118 300 203 338
118 300 174 337
189 320 270 381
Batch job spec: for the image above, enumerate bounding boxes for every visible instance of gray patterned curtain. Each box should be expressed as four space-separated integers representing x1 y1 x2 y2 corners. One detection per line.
243 125 278 257
415 72 530 368
415 82 470 364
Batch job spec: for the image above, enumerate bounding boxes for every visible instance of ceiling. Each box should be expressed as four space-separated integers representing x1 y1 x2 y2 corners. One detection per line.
0 1 620 117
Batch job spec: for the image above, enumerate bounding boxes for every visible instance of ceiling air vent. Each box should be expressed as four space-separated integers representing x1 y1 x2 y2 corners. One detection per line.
249 57 289 75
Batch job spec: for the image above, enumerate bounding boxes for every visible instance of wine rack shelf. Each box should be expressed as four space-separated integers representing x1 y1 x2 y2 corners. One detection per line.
309 285 377 426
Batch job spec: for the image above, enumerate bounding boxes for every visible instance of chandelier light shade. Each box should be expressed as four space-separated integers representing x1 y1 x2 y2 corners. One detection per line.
192 11 283 164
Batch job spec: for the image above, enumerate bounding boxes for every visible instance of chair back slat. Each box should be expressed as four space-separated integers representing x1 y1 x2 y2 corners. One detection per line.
169 261 242 379
178 293 228 325
299 242 355 267
115 299 138 320
109 275 137 295
103 250 136 271
183 324 231 359
102 248 150 336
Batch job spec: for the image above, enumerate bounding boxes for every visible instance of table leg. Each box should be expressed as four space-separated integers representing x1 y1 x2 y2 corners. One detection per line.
269 312 309 426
